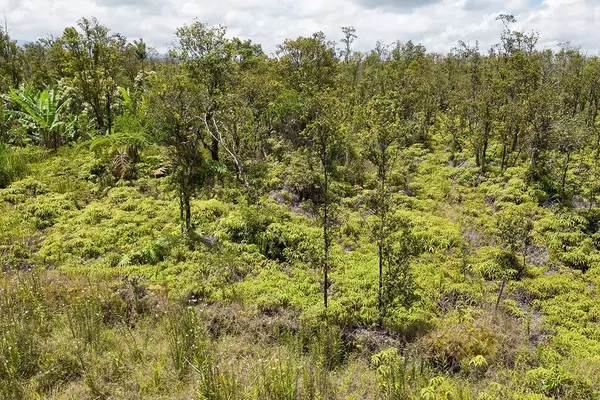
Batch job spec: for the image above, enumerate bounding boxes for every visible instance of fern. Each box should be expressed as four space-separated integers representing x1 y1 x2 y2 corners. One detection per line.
90 130 153 179
112 150 131 179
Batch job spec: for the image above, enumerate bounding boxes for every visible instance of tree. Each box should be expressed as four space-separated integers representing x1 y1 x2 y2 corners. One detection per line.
551 115 589 203
171 21 235 163
0 26 22 91
305 93 343 309
171 21 266 188
122 38 155 84
274 32 339 150
59 17 128 134
362 94 410 323
340 26 357 63
528 58 560 182
145 66 208 234
455 40 498 174
277 32 338 95
21 40 54 89
490 204 535 311
382 216 420 320
493 15 541 172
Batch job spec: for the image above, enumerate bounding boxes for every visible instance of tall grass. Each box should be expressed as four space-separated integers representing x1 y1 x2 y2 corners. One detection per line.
165 305 206 377
66 295 104 350
0 271 442 399
255 356 300 400
0 144 29 188
0 273 49 399
195 358 244 400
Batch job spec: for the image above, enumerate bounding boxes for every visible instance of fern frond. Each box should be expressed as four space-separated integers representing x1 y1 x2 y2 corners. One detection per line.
113 151 131 179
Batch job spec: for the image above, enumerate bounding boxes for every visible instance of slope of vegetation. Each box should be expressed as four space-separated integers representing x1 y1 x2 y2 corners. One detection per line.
1 15 600 399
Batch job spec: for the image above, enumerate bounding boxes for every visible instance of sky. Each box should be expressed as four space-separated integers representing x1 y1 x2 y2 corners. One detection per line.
2 0 599 55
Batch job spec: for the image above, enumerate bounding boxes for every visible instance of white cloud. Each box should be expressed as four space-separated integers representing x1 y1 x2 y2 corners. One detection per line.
2 0 600 55
523 0 600 53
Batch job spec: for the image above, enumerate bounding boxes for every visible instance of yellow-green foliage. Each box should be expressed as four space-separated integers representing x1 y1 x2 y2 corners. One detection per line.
421 323 500 373
2 136 600 398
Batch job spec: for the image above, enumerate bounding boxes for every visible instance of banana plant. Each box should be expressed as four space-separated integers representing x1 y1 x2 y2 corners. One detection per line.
6 86 71 150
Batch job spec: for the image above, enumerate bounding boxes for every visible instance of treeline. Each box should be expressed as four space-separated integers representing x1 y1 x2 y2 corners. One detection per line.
2 15 600 315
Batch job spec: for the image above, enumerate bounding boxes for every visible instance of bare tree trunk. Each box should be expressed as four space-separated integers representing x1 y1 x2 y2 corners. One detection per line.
322 132 330 310
184 192 191 233
561 152 571 204
480 119 490 174
105 89 112 134
178 169 185 235
495 278 507 313
200 114 249 187
377 145 387 326
179 192 184 235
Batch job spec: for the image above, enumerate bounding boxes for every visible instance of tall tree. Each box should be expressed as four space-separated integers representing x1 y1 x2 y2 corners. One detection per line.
59 17 128 134
340 26 357 63
362 94 408 323
304 92 344 310
145 66 207 234
0 26 22 91
171 21 236 163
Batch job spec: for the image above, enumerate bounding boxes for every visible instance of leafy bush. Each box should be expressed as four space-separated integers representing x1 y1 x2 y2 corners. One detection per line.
420 323 499 373
262 222 323 264
525 366 595 399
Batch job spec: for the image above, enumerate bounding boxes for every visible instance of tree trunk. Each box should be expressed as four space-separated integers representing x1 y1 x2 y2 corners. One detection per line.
321 131 330 310
480 119 490 174
210 135 219 162
530 144 540 181
105 89 113 134
323 167 329 310
179 190 184 235
378 241 383 325
206 113 219 162
561 152 571 204
495 278 507 313
178 167 192 235
377 144 387 326
184 192 191 233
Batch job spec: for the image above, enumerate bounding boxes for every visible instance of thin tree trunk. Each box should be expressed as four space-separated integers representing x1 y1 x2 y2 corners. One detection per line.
323 166 329 310
178 183 184 235
480 119 490 174
495 278 507 313
378 241 383 324
106 89 112 134
377 145 387 326
184 192 191 233
210 136 219 162
321 132 329 310
561 152 571 204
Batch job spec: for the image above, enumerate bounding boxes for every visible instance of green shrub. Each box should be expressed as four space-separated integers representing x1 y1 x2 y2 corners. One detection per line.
261 222 322 265
525 366 595 399
421 324 499 373
22 193 76 229
0 177 48 203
